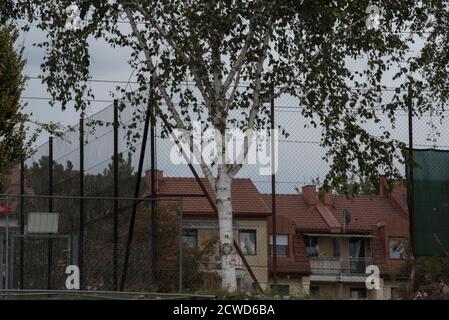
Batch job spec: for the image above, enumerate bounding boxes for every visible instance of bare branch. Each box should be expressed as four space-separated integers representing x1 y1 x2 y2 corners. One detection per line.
132 1 213 107
229 24 272 177
222 23 255 93
124 8 185 128
225 67 241 112
125 7 216 185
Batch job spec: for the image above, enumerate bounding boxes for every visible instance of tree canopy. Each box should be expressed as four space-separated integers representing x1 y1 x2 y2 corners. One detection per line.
0 26 27 189
0 24 63 190
3 0 448 191
4 0 449 292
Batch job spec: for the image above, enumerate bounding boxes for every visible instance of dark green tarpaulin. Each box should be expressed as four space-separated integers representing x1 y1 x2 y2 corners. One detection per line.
409 149 449 257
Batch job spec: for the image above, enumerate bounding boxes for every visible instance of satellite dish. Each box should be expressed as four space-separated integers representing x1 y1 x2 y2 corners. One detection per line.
343 209 351 225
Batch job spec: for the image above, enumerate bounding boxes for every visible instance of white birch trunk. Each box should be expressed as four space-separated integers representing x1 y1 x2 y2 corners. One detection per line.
215 169 237 293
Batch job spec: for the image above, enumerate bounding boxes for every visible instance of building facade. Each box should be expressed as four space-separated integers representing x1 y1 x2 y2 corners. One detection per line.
264 178 410 299
144 170 271 291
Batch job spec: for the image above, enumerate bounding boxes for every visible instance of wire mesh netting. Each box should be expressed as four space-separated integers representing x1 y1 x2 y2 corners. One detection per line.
409 150 449 257
1 88 449 295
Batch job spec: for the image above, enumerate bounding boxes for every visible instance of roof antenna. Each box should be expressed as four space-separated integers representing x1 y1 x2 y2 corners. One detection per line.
343 208 351 234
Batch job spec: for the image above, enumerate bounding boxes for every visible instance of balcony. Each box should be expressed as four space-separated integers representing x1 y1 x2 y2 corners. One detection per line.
309 257 374 275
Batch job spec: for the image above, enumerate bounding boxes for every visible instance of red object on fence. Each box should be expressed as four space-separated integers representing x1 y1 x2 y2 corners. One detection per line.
0 204 12 215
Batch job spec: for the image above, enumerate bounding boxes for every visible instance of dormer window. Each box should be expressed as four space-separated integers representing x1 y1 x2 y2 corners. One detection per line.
389 237 408 260
270 234 288 257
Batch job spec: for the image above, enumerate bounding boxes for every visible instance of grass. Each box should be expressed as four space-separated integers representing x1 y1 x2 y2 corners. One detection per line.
0 291 217 300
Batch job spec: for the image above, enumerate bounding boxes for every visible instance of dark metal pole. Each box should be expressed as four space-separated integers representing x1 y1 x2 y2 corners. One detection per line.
79 115 85 289
120 101 152 292
179 198 183 293
150 84 157 286
47 137 54 290
113 99 119 291
49 137 54 211
19 158 25 289
271 85 278 289
407 86 417 294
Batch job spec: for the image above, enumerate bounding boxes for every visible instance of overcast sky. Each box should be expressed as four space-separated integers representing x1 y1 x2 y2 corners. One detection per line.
17 22 449 194
19 25 135 145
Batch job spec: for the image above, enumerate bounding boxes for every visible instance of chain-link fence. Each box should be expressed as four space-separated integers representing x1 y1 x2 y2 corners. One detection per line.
2 88 449 297
0 193 269 294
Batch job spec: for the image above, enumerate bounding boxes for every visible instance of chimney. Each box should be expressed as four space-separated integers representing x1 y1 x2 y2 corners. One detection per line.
319 187 333 206
379 175 387 197
302 185 317 205
3 165 20 194
145 170 164 194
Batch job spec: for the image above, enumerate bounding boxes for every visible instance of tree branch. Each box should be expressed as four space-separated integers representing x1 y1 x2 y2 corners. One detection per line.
124 6 216 185
222 23 255 94
131 1 213 107
229 24 272 176
225 67 241 113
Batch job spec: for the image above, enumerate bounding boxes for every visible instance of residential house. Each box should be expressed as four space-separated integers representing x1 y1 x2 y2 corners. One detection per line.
1 165 31 231
3 164 410 298
144 170 271 291
263 178 410 299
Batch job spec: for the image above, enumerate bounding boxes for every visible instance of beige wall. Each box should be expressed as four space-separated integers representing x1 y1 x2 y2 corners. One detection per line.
307 278 408 300
235 219 269 289
266 276 407 300
267 277 304 296
193 219 268 290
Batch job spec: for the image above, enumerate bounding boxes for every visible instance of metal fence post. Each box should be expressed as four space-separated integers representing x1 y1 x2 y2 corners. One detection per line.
79 115 85 289
47 136 54 290
5 196 9 289
120 101 151 291
179 198 183 294
271 84 278 290
0 234 3 289
113 99 119 291
407 85 417 294
19 158 25 289
150 83 157 286
9 232 15 289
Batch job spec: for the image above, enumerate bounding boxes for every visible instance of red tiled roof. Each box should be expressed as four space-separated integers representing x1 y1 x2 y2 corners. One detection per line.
145 172 270 218
263 190 409 234
331 194 407 232
262 184 410 277
262 194 329 231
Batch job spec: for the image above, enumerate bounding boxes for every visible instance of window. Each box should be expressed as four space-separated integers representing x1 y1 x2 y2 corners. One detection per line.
271 284 290 296
305 237 319 257
182 229 197 248
239 230 257 255
349 238 366 273
269 234 288 256
333 238 341 257
389 237 407 260
350 288 367 299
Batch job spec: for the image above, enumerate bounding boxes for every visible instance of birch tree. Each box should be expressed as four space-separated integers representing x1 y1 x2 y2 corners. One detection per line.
5 0 449 292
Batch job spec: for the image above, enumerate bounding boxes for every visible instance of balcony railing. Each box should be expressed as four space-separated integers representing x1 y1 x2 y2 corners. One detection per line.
309 257 374 275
